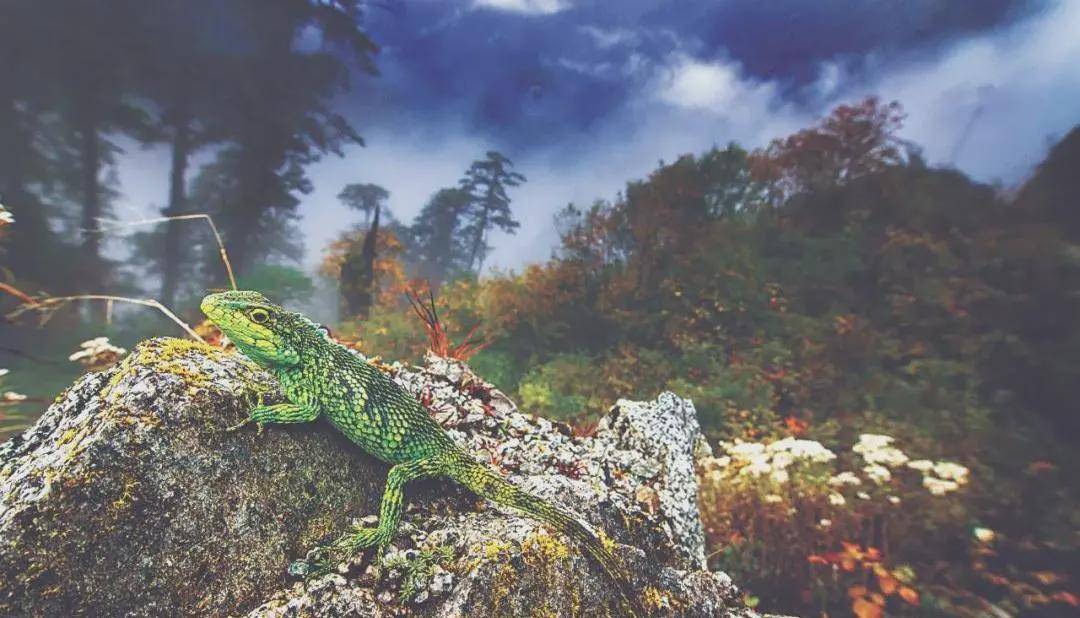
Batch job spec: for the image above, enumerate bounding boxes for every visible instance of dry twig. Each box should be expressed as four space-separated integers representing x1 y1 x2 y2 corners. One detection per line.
93 214 238 290
1 284 205 343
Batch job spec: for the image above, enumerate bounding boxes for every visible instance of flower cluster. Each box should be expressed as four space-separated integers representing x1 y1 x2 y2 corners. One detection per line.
852 433 910 485
69 337 128 369
0 203 13 226
907 459 969 495
713 437 836 485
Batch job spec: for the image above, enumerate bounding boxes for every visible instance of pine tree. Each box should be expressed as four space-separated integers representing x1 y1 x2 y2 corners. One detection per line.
459 151 526 273
409 188 472 287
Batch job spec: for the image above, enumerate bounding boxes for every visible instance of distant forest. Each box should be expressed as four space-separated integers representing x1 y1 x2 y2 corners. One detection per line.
1 2 1078 616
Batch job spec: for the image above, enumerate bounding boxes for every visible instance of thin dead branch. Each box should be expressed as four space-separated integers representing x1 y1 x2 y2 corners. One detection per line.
93 214 238 290
1 284 205 343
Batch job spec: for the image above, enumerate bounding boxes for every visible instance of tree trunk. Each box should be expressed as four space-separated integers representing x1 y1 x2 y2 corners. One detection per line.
357 202 380 317
160 108 191 308
469 205 488 273
340 204 379 319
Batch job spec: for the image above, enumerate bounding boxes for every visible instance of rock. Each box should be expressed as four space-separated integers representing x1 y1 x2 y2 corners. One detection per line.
0 338 761 617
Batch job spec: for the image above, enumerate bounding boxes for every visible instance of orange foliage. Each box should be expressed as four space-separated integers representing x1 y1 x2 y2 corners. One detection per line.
320 226 410 307
405 286 487 361
752 96 907 199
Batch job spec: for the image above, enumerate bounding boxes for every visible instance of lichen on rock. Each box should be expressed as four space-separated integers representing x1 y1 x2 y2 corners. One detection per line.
1 338 764 617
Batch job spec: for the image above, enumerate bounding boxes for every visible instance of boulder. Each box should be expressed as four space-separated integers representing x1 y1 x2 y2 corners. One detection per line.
0 338 761 617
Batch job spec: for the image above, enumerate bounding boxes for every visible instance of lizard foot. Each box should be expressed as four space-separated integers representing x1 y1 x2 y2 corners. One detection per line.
333 526 382 554
225 389 272 434
288 527 383 579
223 416 265 435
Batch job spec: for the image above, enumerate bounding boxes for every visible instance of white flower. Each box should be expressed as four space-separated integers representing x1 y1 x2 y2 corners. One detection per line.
853 433 909 467
828 471 862 487
828 492 846 506
887 495 901 505
770 451 794 470
3 391 27 401
69 337 127 364
726 440 766 459
863 446 909 467
857 491 871 500
864 464 892 484
907 459 934 472
923 476 960 496
740 458 772 478
819 518 832 528
769 437 836 463
932 462 969 484
0 368 9 377
0 205 13 225
973 527 996 543
714 456 731 467
764 494 782 504
771 469 790 484
854 433 894 450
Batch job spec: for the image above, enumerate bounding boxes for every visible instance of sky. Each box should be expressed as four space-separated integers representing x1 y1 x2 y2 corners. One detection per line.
119 0 1080 274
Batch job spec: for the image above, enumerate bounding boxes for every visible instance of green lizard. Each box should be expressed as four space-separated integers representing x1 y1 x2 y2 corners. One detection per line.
201 290 645 615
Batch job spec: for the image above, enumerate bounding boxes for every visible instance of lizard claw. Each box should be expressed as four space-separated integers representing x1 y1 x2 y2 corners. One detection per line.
225 417 253 433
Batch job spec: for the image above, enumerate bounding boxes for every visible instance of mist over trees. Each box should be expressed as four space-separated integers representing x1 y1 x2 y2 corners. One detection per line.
329 151 528 316
0 0 377 314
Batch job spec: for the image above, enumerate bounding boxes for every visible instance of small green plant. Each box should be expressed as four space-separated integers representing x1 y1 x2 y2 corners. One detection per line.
382 544 456 604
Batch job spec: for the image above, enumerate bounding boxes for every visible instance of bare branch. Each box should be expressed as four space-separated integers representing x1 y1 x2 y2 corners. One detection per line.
92 214 238 291
3 291 205 344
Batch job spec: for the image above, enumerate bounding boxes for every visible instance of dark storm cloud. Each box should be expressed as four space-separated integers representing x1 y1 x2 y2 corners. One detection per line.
349 0 1044 151
640 0 1043 85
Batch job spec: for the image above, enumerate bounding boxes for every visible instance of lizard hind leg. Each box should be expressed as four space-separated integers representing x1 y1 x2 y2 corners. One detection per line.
332 457 441 556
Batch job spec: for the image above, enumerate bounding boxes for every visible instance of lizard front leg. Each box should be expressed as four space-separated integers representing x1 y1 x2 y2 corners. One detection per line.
227 402 320 433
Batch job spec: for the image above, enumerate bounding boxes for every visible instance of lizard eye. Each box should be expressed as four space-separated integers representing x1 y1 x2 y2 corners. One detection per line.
249 308 270 324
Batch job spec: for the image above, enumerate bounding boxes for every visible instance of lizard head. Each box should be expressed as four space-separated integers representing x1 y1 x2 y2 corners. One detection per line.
200 291 305 367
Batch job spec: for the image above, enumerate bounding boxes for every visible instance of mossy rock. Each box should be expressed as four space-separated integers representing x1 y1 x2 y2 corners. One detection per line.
1 338 768 617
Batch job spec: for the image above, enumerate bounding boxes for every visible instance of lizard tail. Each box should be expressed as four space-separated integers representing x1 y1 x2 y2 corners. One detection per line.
446 452 646 617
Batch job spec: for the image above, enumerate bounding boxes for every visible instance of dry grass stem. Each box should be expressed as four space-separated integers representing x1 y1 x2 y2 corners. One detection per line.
2 286 205 343
94 214 238 290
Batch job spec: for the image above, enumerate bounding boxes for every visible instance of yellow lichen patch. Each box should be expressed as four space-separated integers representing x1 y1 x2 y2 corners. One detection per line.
597 528 617 555
642 586 682 612
518 530 574 617
56 428 78 446
489 561 518 610
522 529 570 566
463 539 513 574
110 476 139 513
482 539 512 560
